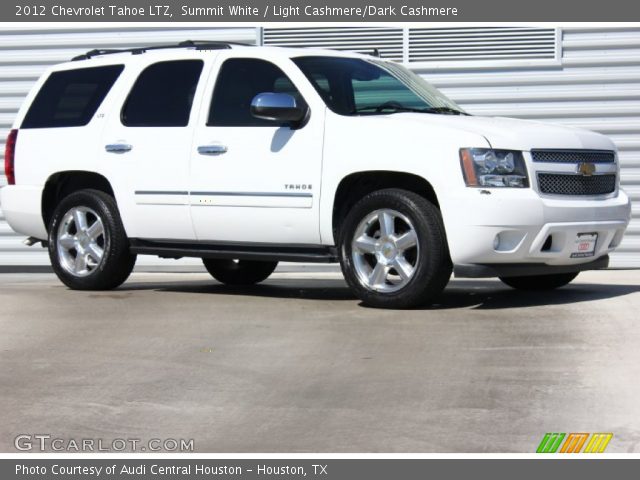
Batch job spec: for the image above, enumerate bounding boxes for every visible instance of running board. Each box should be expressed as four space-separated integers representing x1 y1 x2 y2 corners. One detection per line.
129 239 339 263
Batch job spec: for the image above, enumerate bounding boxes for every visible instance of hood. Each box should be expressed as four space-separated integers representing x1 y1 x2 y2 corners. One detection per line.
385 113 616 152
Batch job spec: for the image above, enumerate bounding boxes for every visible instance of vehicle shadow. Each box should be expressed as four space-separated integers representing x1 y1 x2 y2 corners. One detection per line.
123 278 355 301
121 277 640 310
421 280 640 310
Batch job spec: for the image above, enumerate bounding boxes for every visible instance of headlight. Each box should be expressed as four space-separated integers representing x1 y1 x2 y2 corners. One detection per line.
459 148 529 188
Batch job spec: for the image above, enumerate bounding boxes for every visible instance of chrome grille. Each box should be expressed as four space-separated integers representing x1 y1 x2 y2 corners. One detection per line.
537 173 616 196
531 149 615 164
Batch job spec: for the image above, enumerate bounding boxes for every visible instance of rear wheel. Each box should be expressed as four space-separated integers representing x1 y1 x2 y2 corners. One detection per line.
48 189 136 290
499 272 579 290
339 188 452 309
202 259 278 285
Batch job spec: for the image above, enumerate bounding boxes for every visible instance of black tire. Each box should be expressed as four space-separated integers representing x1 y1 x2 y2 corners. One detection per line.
48 189 136 290
339 188 452 309
500 272 579 290
202 259 278 285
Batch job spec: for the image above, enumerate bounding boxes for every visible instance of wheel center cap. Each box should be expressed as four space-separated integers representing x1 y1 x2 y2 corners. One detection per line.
376 240 397 264
77 232 90 248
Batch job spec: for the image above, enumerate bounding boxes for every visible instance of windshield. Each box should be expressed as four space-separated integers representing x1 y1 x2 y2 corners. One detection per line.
292 56 466 116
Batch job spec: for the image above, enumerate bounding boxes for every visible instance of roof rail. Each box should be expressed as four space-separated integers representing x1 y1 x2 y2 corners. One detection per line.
71 40 252 61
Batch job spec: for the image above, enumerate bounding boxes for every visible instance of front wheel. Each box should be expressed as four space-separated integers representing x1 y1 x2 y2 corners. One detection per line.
48 189 136 290
500 272 579 290
203 259 278 285
339 188 452 309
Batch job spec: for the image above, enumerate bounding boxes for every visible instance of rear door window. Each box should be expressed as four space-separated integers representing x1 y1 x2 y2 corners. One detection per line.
21 65 124 129
121 60 203 127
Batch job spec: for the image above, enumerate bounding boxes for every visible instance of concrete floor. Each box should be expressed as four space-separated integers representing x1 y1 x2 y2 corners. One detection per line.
0 270 639 453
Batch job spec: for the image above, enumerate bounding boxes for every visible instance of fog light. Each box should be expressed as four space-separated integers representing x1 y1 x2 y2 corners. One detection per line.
493 234 501 250
493 231 526 252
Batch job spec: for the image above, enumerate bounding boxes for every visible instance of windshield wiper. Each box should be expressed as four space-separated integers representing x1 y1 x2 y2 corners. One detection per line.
354 104 427 114
422 106 469 116
353 104 469 115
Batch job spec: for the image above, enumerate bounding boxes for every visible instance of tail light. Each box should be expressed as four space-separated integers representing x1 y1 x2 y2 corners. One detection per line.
4 129 17 185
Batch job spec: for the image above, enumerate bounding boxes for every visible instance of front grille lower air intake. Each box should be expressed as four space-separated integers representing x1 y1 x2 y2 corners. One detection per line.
537 173 616 196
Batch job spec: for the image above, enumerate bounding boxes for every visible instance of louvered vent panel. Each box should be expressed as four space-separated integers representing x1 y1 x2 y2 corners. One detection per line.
408 27 557 62
262 28 404 61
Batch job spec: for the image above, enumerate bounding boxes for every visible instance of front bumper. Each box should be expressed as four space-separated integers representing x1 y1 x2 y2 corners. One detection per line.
454 255 609 278
442 187 631 274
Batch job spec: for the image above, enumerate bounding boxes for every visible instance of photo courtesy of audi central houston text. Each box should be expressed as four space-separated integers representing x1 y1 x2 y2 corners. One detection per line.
0 24 639 456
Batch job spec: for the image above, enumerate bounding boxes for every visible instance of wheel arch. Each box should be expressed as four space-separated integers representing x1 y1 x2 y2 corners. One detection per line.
42 170 115 231
331 170 441 241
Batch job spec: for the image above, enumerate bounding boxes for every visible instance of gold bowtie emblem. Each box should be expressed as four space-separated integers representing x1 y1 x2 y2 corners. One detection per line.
577 162 596 176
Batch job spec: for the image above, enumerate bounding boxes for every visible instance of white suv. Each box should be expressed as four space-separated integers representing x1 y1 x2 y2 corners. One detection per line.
1 41 632 308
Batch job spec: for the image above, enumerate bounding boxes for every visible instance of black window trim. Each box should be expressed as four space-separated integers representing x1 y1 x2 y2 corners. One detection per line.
206 56 311 128
120 59 204 128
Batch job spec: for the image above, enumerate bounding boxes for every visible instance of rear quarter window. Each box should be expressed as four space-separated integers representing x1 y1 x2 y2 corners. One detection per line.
21 65 124 129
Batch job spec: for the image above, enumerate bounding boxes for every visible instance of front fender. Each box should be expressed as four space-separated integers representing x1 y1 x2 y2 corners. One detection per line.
319 112 490 244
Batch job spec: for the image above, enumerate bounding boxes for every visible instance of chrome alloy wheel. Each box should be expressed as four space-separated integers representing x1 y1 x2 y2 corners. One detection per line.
351 208 420 293
56 206 106 277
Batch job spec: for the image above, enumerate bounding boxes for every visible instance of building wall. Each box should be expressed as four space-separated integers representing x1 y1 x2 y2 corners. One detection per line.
0 26 638 267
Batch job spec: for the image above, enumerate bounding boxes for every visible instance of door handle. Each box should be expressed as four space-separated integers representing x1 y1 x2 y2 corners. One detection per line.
105 143 132 154
198 143 228 156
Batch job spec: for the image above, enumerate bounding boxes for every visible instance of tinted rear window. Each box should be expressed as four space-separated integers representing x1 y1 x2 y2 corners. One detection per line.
121 60 203 127
22 65 124 129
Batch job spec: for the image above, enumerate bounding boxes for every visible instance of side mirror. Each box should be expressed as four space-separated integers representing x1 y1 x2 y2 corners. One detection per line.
250 93 306 127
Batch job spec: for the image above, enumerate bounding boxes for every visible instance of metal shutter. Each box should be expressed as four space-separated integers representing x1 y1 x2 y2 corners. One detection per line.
408 27 558 62
0 26 257 268
262 27 404 61
263 27 559 66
